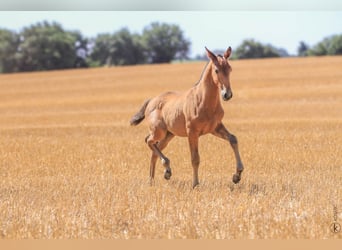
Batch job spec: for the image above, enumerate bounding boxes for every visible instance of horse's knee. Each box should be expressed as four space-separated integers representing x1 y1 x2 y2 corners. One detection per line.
229 134 238 145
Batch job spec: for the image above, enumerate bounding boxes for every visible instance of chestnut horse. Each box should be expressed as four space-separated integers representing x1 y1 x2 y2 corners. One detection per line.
130 47 244 188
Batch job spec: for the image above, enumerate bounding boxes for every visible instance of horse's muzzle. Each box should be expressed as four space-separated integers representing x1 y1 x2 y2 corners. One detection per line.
221 90 233 101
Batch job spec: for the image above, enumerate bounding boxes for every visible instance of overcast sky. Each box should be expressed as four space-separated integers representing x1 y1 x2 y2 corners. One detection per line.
0 11 341 56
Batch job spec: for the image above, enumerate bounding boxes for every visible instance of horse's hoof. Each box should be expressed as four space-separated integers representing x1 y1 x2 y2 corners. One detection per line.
232 174 241 184
164 169 172 180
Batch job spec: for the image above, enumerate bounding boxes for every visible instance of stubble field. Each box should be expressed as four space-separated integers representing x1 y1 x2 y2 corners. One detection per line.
0 56 341 239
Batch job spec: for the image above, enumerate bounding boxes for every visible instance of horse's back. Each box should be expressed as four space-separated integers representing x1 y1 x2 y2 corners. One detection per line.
146 91 181 111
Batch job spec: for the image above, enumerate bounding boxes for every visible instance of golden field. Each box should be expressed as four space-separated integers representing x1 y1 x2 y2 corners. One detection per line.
0 56 341 239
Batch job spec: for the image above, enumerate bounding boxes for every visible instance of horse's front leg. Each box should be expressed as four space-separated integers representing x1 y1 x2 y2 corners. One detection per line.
212 123 244 184
188 132 200 188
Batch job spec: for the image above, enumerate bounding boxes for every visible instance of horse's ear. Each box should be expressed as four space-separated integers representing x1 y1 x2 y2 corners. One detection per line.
224 46 232 59
205 47 219 66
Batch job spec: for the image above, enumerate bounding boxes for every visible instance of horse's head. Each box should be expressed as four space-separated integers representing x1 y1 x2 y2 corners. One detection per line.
205 46 233 101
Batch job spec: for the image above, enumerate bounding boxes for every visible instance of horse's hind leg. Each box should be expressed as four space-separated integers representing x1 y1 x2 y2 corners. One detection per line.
146 131 174 183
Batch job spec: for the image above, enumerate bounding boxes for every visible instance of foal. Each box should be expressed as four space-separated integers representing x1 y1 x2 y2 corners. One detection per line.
130 47 244 188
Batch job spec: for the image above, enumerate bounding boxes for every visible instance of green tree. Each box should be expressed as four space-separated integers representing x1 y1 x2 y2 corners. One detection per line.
16 21 79 72
327 34 342 55
73 31 89 68
297 41 310 57
142 22 191 63
308 34 342 56
90 28 146 66
111 28 146 65
235 39 286 59
89 33 113 66
0 29 20 73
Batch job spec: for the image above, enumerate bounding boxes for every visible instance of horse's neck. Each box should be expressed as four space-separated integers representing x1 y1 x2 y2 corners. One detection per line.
196 64 221 109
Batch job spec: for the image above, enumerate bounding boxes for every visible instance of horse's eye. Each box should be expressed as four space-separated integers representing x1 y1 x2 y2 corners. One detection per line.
215 69 219 74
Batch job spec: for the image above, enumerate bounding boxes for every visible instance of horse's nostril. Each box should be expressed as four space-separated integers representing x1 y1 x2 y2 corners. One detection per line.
222 91 232 101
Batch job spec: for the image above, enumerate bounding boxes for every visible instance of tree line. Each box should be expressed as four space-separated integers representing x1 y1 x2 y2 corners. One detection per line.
0 21 190 73
0 21 341 73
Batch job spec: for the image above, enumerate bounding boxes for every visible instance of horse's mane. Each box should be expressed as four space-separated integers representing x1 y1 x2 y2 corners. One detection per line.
194 60 210 86
194 54 223 86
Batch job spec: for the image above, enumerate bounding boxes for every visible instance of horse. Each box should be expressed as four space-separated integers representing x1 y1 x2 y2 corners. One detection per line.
130 46 244 188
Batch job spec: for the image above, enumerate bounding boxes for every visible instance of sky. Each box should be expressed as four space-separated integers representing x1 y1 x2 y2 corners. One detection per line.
0 11 341 57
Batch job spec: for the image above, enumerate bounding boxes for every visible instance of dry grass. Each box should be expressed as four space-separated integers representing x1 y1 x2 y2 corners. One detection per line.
0 56 341 239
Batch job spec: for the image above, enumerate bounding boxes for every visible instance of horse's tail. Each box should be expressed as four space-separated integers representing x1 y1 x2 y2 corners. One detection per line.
130 99 151 126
